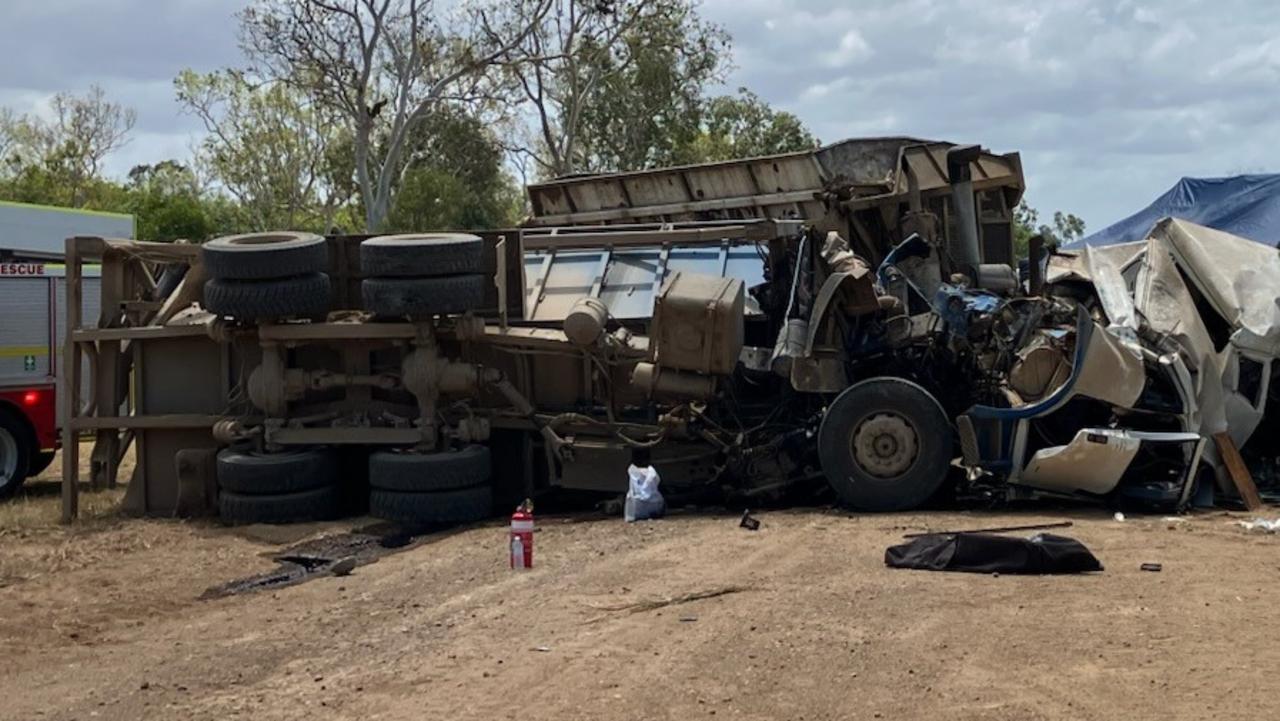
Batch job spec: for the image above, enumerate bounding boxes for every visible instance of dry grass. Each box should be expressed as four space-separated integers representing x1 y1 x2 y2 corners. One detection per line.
0 441 147 588
0 440 135 534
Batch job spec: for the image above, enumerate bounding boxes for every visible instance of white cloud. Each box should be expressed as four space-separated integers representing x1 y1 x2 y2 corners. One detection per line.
822 29 872 68
702 0 1280 230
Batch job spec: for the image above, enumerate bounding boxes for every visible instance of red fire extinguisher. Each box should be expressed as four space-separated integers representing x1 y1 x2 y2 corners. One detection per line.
510 499 534 569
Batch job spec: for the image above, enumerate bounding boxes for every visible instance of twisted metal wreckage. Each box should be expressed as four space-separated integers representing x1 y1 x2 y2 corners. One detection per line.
56 138 1278 523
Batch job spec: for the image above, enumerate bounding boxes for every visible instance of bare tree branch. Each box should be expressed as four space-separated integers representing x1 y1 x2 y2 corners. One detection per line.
239 0 552 231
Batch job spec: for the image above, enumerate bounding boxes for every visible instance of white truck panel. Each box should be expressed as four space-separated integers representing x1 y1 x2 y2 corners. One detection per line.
0 266 103 429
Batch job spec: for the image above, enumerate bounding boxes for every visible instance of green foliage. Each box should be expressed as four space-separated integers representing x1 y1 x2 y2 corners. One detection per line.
0 159 225 243
126 161 214 242
175 69 353 232
675 88 818 163
384 106 519 230
1013 199 1086 257
572 2 730 173
385 107 521 231
0 86 136 209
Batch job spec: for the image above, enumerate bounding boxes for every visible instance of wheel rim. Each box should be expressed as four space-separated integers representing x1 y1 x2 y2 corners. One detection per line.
851 412 919 479
0 427 18 487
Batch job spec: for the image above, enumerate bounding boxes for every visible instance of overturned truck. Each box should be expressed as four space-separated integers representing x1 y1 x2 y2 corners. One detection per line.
57 137 1265 523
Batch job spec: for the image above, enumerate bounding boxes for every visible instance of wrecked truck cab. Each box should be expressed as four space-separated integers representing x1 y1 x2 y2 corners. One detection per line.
958 307 1207 508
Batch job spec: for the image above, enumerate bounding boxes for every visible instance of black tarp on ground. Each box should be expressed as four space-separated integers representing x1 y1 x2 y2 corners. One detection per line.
885 533 1103 574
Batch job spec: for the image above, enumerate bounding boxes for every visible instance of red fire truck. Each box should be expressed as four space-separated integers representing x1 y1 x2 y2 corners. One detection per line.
0 262 101 497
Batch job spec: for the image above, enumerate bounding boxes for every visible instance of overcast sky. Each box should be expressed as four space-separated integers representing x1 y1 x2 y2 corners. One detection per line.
2 0 1278 232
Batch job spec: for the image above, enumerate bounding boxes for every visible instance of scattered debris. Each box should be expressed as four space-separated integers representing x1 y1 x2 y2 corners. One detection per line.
902 520 1071 538
583 586 750 620
1113 512 1126 522
679 615 698 623
202 523 420 598
624 452 665 523
330 557 356 577
1140 563 1163 572
533 646 552 653
1238 518 1280 533
885 533 1103 575
739 511 761 531
1214 433 1264 511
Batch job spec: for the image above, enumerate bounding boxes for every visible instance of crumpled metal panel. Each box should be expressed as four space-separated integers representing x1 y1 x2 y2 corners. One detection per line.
1022 429 1202 496
1022 428 1143 494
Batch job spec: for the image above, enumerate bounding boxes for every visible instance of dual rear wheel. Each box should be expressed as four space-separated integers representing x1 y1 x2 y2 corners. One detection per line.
201 232 332 321
359 233 487 318
214 444 493 526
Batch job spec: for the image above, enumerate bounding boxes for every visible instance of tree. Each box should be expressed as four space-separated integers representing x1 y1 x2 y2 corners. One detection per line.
0 108 16 175
1 86 136 207
238 0 553 232
561 2 728 174
126 161 215 242
1014 199 1086 256
175 69 354 231
503 0 726 178
676 88 818 163
384 106 521 230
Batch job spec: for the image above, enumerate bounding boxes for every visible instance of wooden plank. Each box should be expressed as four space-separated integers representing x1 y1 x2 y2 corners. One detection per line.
91 256 127 489
71 414 227 431
61 238 82 523
72 324 210 342
90 341 122 489
257 322 416 342
1213 432 1264 511
268 426 424 445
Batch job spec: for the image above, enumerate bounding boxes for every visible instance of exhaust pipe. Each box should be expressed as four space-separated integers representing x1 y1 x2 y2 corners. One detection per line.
946 144 983 277
1028 234 1046 296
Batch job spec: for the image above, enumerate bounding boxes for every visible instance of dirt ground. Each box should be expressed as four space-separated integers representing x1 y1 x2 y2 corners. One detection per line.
2 452 1279 720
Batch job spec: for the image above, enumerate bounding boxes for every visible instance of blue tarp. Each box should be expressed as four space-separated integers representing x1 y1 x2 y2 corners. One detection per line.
1076 175 1280 248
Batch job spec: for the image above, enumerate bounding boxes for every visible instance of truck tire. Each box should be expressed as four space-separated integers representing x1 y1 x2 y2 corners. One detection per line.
369 445 491 493
361 274 486 317
201 232 327 281
204 273 331 321
217 448 337 495
0 409 33 499
219 485 343 525
369 485 493 526
818 377 953 512
360 233 483 277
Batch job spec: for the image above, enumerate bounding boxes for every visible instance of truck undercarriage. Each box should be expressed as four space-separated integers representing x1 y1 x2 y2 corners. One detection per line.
53 138 1274 523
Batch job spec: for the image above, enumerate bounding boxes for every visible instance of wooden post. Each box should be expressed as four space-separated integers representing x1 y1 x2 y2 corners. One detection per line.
90 248 126 489
61 237 84 523
1213 432 1264 511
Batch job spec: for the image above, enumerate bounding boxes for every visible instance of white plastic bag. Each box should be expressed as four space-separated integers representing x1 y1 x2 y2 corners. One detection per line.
624 463 665 522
